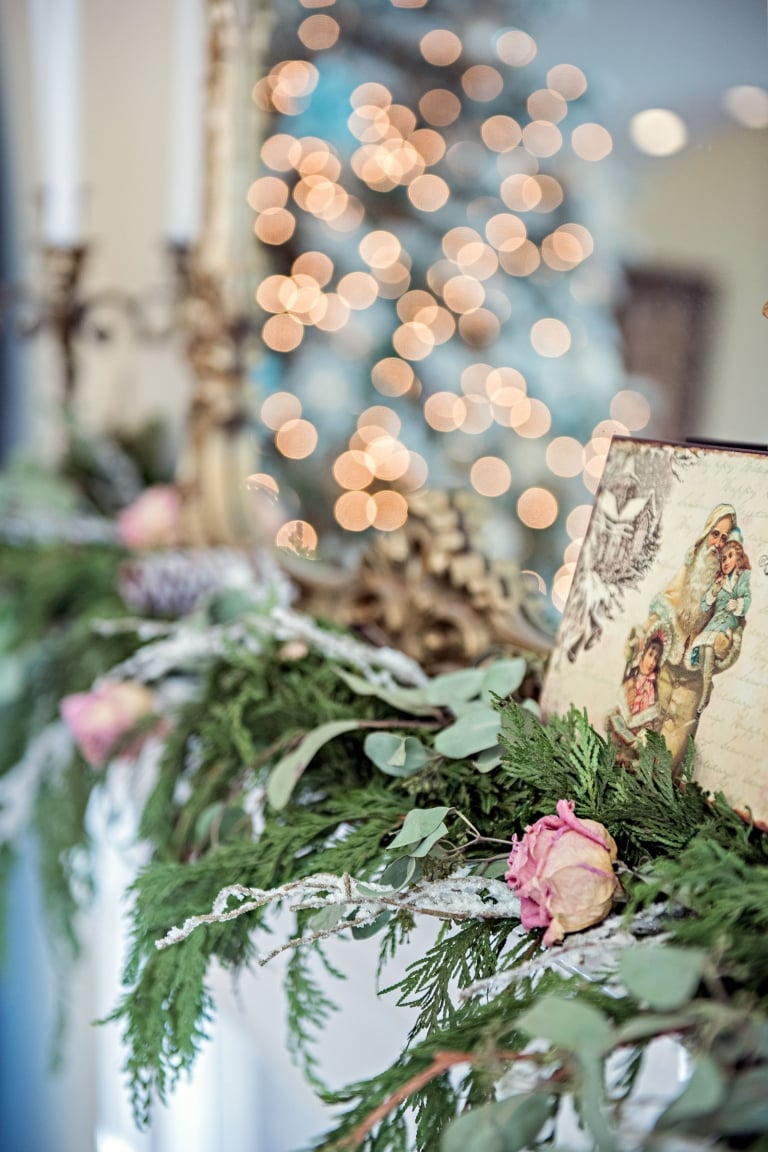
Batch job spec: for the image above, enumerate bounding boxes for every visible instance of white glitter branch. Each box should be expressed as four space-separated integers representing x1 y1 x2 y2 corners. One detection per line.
460 902 672 1001
155 873 520 964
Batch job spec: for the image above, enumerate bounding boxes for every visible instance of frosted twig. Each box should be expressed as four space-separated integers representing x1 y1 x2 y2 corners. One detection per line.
155 873 520 963
460 902 672 1001
102 601 427 691
91 618 176 640
105 621 263 682
256 605 428 688
0 508 118 546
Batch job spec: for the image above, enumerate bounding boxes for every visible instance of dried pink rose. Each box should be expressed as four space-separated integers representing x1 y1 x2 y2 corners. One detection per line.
60 681 156 767
116 485 181 550
506 799 620 946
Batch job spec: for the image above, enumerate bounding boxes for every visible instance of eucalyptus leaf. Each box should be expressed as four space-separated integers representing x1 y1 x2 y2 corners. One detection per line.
355 880 395 898
480 658 527 702
216 805 248 843
614 1011 701 1047
712 1066 768 1134
434 706 501 758
206 587 258 624
388 806 451 849
472 858 509 880
518 995 614 1053
410 821 448 857
364 732 431 777
351 911 391 940
620 945 705 1010
577 1052 618 1152
379 855 421 890
442 1092 555 1152
193 801 224 846
656 1054 726 1128
266 719 366 810
307 904 346 933
333 668 438 716
473 745 504 773
424 667 485 709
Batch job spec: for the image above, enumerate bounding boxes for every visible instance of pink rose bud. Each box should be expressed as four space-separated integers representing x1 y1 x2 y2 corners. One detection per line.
506 799 620 947
60 681 156 767
116 485 181 550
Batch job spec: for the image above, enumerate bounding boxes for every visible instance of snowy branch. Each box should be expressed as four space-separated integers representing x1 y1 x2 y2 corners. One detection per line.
156 873 520 964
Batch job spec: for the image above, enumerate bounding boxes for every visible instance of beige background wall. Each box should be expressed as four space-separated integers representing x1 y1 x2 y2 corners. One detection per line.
624 126 768 445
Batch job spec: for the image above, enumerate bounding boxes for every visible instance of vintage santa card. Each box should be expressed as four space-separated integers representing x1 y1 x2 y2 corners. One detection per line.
541 437 768 825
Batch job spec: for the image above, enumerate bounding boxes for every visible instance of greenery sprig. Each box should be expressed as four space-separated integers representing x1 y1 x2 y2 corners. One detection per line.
3 520 768 1151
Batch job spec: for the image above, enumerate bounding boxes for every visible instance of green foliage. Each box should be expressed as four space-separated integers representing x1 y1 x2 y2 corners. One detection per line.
0 539 126 651
105 935 215 1126
285 942 344 1092
6 533 768 1152
627 837 768 995
33 751 97 963
499 703 768 868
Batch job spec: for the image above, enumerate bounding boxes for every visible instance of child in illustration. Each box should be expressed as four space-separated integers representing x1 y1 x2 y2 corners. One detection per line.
689 527 751 714
605 633 664 761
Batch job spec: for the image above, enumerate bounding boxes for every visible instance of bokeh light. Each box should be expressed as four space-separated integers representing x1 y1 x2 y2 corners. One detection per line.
334 490 377 531
371 489 409 530
531 318 571 357
462 65 504 102
420 29 462 66
275 519 318 555
262 313 304 352
245 5 653 611
371 357 415 397
724 85 768 128
610 389 651 431
527 88 567 123
546 436 584 477
275 418 319 459
547 64 587 100
333 450 375 490
470 456 512 497
419 88 462 126
629 108 688 156
297 14 340 50
517 487 558 529
495 29 537 66
571 123 613 161
551 563 576 611
566 504 593 540
261 392 302 430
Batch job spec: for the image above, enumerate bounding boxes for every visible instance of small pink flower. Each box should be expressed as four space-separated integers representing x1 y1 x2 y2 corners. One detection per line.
116 485 181 550
506 800 620 947
60 681 156 767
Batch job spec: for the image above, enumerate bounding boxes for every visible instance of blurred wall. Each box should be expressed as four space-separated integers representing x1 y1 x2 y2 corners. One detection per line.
625 125 768 445
0 0 191 461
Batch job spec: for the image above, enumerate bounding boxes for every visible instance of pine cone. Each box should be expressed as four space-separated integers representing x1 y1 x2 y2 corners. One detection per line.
118 548 256 619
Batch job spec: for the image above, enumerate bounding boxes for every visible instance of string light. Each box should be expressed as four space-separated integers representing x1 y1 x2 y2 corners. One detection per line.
495 29 537 67
275 520 318 554
248 8 654 600
470 456 512 496
629 108 687 156
518 487 558 529
420 29 463 66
